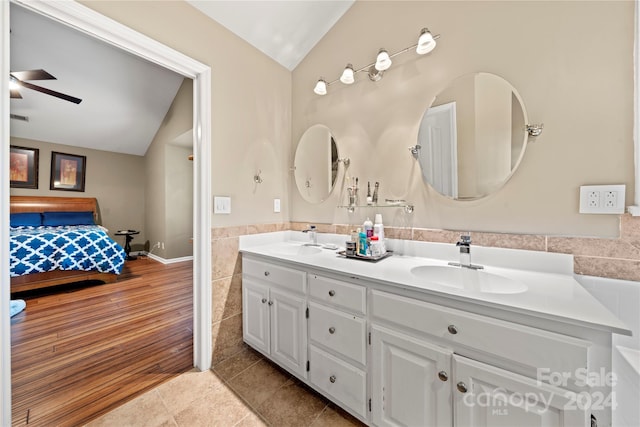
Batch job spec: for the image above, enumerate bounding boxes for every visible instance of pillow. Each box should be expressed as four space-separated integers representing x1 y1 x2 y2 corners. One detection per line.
10 212 42 227
42 211 95 226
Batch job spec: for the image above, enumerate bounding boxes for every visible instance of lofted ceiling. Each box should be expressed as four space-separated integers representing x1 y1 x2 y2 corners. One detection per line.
9 1 353 156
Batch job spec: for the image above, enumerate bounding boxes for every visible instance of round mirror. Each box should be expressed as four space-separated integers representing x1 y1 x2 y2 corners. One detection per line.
294 124 339 203
417 72 528 200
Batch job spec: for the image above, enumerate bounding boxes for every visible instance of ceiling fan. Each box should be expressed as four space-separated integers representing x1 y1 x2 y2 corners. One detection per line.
9 69 82 104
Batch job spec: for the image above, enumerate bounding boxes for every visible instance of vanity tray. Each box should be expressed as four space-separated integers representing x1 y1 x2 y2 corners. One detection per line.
337 250 392 262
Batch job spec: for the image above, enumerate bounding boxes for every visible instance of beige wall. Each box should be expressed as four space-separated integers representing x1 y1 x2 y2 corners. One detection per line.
81 0 292 229
292 1 634 238
144 78 194 259
9 137 145 243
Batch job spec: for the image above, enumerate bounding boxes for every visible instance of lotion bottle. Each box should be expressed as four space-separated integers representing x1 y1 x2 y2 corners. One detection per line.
373 213 385 252
363 217 373 238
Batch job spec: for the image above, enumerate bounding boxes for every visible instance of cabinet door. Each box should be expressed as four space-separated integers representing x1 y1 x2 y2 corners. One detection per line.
453 355 589 427
242 278 270 354
270 287 307 378
371 325 453 427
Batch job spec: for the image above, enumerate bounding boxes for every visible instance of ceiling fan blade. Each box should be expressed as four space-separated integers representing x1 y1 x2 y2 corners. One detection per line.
10 69 56 81
18 80 82 104
10 88 22 99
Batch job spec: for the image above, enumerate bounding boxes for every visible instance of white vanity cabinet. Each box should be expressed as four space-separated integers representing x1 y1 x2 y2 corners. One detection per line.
242 257 308 379
240 248 622 427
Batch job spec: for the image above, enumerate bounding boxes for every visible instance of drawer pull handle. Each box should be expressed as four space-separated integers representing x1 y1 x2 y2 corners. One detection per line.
329 327 336 334
261 298 267 304
456 382 468 393
268 301 273 306
447 325 458 335
438 371 448 382
329 375 336 383
264 271 270 276
328 290 336 297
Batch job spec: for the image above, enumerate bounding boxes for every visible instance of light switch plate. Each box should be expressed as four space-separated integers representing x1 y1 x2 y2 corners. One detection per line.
214 196 231 214
274 198 281 213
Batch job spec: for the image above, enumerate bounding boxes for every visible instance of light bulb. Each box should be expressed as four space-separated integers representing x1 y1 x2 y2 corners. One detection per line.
313 79 327 95
9 77 19 91
375 49 392 71
340 64 355 85
416 28 436 55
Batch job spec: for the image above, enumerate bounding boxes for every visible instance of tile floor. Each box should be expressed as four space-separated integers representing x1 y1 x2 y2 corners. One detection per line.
86 346 365 427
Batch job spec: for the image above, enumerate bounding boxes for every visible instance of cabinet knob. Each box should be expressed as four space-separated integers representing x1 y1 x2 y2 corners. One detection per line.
456 382 468 393
328 290 336 297
261 298 267 304
329 375 336 383
329 327 336 334
264 271 270 276
438 371 448 382
268 301 273 306
447 325 458 335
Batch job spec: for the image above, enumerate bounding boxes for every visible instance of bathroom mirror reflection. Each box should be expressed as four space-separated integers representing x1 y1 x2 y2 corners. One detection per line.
294 124 339 203
417 72 528 200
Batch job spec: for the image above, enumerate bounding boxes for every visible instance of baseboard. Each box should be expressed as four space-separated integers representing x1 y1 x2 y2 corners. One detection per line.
139 252 193 265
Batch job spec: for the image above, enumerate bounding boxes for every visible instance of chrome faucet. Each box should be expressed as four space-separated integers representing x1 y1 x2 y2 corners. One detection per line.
448 234 483 270
302 225 319 246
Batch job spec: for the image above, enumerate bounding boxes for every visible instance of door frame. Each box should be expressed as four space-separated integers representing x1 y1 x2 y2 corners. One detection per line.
1 1 212 423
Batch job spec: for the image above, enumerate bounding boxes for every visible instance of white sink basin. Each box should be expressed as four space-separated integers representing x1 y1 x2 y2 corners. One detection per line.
270 244 322 256
410 265 528 294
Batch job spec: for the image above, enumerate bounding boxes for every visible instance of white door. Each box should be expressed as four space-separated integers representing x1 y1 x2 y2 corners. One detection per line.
371 325 453 427
270 288 307 378
242 279 270 354
418 101 458 198
453 355 589 427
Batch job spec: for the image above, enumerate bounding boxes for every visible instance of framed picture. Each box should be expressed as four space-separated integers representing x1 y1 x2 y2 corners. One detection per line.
50 151 86 192
10 145 39 189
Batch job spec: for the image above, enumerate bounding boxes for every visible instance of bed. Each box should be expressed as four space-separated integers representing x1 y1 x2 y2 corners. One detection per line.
10 196 126 294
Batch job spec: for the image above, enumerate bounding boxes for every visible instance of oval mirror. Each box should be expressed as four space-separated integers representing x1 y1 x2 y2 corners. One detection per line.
294 124 339 203
417 72 528 200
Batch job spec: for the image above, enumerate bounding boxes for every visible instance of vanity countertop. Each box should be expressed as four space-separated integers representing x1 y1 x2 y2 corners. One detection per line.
239 232 631 336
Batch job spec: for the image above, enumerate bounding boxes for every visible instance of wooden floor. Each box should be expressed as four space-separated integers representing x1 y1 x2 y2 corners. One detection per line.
10 257 194 427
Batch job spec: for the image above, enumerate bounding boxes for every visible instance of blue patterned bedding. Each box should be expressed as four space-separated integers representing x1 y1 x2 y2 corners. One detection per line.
10 225 126 278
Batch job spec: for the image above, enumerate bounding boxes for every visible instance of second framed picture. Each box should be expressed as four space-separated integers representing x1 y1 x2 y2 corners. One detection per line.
50 151 86 192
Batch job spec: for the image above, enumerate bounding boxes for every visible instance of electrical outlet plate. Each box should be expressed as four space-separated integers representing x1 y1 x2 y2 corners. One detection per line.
274 198 281 213
214 196 231 214
579 185 626 214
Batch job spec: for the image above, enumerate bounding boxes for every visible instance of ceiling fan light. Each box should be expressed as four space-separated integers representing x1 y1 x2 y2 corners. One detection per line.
9 77 20 91
375 49 392 71
416 28 436 55
313 78 327 95
340 64 355 85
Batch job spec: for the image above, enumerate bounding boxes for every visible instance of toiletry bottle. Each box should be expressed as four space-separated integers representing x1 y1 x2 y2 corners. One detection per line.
369 236 381 257
373 213 385 253
355 227 362 254
363 217 373 238
359 229 368 256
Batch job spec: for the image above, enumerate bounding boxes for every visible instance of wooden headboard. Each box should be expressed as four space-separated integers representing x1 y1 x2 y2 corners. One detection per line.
10 196 99 223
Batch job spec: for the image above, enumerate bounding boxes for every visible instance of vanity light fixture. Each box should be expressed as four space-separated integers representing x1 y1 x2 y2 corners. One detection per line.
313 27 440 96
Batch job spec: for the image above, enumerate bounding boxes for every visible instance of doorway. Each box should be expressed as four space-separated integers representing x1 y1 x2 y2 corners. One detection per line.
0 2 212 424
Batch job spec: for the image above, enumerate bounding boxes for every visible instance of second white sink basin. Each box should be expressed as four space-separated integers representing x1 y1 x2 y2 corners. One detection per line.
410 265 528 294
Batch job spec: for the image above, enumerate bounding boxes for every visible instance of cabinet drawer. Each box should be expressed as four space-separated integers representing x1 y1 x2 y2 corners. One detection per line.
309 345 367 419
309 302 366 365
242 257 306 294
309 275 366 315
371 290 590 375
